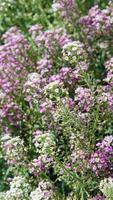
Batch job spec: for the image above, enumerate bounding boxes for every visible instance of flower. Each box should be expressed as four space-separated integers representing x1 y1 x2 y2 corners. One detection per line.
62 41 88 64
80 4 113 39
52 0 77 22
1 135 27 165
75 87 94 112
30 181 55 200
100 177 113 199
90 136 113 176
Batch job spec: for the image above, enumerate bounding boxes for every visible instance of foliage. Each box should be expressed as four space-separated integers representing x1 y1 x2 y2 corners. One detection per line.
0 0 113 199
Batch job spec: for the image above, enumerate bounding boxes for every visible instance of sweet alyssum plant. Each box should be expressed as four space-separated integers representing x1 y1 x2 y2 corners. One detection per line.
0 0 113 199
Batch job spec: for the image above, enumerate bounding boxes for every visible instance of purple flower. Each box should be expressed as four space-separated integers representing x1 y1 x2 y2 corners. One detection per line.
75 87 94 112
52 0 77 21
90 136 113 176
80 4 113 38
91 195 105 200
35 28 71 53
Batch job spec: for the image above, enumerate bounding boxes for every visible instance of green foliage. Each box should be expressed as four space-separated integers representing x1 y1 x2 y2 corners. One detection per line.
0 0 113 199
0 0 53 35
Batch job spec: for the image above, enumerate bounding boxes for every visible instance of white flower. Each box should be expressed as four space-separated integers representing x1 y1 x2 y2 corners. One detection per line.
100 177 113 199
0 176 31 200
62 41 88 64
30 181 54 200
52 3 61 12
2 135 27 165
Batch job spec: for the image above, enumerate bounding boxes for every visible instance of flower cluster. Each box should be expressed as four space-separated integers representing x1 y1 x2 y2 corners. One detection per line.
104 57 113 86
29 24 43 39
0 28 31 96
0 176 31 200
30 180 55 200
1 135 27 165
1 101 24 127
52 0 77 22
90 136 113 176
91 195 105 200
29 157 45 176
33 130 56 155
0 1 113 199
80 3 113 39
34 28 71 54
75 87 94 112
62 41 88 64
100 177 113 199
